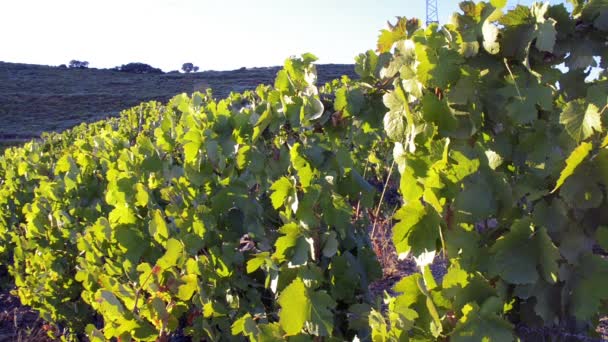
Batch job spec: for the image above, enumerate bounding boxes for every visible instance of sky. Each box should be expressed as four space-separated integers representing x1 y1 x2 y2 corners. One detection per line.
0 0 568 71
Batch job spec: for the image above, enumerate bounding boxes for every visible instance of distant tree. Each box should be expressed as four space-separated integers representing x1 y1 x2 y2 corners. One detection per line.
58 64 67 69
182 62 198 73
69 60 89 69
115 62 163 74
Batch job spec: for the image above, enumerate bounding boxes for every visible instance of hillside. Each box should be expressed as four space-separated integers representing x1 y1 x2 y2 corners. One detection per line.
0 62 356 142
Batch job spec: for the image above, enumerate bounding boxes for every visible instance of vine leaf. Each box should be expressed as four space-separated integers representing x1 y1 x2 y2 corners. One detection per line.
149 209 169 244
560 99 602 142
308 291 336 336
393 201 441 257
552 142 592 193
534 19 557 53
489 219 559 284
278 277 336 336
270 177 294 209
571 254 608 321
451 301 514 342
279 278 309 336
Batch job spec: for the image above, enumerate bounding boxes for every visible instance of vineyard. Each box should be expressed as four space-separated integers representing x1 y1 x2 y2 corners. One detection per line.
0 0 607 341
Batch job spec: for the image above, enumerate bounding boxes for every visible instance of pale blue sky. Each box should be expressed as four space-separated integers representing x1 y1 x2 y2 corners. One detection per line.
0 0 567 71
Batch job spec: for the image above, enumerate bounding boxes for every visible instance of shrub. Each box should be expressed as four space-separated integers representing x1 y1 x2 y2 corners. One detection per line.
114 62 163 74
68 60 89 69
181 62 198 73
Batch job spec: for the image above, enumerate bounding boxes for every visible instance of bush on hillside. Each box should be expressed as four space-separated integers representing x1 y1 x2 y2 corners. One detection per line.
113 62 163 74
68 60 89 69
181 62 199 73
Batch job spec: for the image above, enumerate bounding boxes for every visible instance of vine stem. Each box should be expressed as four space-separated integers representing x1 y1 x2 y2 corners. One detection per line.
355 157 371 220
371 159 396 239
599 104 608 117
133 266 156 314
503 58 523 100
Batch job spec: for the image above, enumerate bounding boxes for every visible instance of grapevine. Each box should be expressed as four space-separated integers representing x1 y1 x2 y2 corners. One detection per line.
0 1 607 341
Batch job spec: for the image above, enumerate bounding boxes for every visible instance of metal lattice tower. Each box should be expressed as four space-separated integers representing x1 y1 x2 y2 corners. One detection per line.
426 0 439 26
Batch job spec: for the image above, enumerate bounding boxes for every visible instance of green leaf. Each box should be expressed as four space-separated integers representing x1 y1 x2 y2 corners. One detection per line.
416 42 463 89
236 145 251 170
452 302 514 342
290 237 310 266
247 252 270 273
157 238 183 270
394 273 423 307
421 93 458 132
96 290 127 320
532 199 568 234
571 254 608 321
560 99 602 142
597 226 608 251
308 290 337 336
535 228 560 284
566 43 597 70
183 141 201 164
535 19 557 52
278 278 309 336
134 183 149 207
383 109 407 143
334 87 364 117
290 143 315 188
270 177 294 209
559 166 604 209
274 223 301 262
490 219 560 285
320 194 351 238
393 201 441 257
322 231 339 258
489 219 539 284
376 17 412 53
329 255 359 301
274 69 293 93
253 107 273 142
482 21 500 54
258 323 283 341
115 226 146 262
442 264 470 290
454 175 497 223
177 274 198 301
594 9 608 31
86 324 105 342
149 209 169 244
490 0 507 8
551 142 592 193
232 314 258 338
